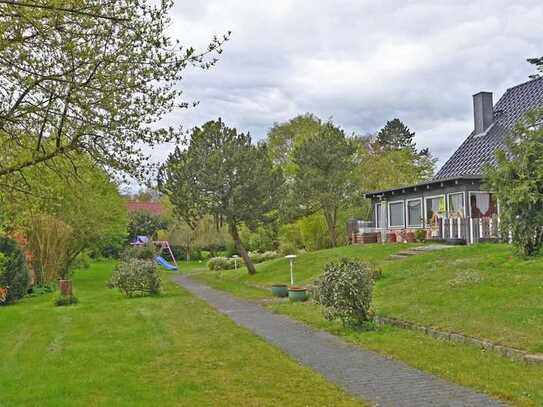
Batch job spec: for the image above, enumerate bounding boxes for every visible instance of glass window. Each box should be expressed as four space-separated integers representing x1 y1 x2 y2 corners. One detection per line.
407 200 422 227
426 196 445 224
448 193 464 217
470 193 497 218
389 201 405 228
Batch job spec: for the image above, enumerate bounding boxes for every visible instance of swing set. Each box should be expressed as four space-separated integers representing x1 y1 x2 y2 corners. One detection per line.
131 236 178 271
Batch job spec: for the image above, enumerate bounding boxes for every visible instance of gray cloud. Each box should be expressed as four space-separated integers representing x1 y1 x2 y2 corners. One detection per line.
150 0 543 168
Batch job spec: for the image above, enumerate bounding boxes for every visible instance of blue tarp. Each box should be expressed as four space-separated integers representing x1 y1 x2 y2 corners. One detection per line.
156 256 177 271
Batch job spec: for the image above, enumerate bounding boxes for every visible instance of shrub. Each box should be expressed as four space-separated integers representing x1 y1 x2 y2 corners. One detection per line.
120 244 156 261
279 241 298 256
110 258 161 297
207 257 236 271
207 251 280 271
55 294 79 306
415 229 427 242
224 241 239 257
28 215 73 283
315 258 374 327
0 236 29 304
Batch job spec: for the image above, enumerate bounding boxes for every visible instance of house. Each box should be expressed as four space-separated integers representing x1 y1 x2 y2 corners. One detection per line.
126 201 163 216
364 77 543 244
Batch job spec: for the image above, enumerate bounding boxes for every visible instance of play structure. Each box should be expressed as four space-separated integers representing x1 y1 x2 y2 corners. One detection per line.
131 236 178 271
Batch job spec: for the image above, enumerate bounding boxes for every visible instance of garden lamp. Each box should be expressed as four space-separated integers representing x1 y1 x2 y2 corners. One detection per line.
285 254 297 285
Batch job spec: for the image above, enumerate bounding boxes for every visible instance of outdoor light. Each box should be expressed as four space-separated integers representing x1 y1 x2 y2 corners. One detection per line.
285 254 297 285
233 255 239 270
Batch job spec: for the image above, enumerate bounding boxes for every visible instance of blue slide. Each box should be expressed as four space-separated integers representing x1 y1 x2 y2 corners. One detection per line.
155 256 178 271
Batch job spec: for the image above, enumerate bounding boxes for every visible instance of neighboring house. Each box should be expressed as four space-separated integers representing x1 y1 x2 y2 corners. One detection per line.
126 201 163 216
365 77 543 244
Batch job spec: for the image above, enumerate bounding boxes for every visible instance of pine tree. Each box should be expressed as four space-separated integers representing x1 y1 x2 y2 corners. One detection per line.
375 119 417 151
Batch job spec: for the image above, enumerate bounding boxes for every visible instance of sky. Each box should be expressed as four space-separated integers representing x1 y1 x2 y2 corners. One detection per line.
152 0 543 170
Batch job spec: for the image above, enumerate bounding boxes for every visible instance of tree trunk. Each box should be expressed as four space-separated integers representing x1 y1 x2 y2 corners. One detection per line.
324 207 338 247
59 279 73 297
229 223 256 275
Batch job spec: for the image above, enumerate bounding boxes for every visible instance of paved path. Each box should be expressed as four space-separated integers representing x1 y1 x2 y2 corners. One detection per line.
173 275 504 407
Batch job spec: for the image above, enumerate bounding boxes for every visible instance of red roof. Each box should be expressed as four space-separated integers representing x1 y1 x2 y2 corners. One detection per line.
126 201 163 216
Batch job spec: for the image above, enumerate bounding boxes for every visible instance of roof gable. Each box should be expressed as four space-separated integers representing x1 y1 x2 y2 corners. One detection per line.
434 77 543 180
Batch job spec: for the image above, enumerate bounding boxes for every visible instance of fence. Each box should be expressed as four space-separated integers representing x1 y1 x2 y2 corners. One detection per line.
432 216 499 244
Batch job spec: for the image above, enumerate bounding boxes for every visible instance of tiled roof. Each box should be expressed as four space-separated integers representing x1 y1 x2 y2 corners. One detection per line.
126 201 163 216
434 77 543 180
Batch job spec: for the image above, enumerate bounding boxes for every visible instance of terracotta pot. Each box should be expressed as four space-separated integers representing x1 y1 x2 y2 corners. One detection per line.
405 232 416 243
386 232 397 243
59 279 73 297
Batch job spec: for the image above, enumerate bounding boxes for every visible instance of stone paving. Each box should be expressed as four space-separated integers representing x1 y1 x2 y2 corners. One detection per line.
173 275 505 407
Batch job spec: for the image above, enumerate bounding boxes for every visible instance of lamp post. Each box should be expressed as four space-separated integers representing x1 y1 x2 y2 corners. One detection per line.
233 255 239 270
285 254 297 285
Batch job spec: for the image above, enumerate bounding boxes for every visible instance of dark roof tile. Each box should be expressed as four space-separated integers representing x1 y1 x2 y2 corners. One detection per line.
434 77 543 180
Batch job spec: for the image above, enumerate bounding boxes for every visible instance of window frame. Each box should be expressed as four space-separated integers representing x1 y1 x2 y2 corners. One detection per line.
387 200 406 229
424 194 446 225
447 192 466 218
405 198 423 228
468 191 498 219
375 202 384 229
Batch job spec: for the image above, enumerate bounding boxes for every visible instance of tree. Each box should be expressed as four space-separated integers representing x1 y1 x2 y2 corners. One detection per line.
0 1 228 179
356 145 435 193
374 118 417 151
127 211 167 240
267 114 322 175
485 109 543 257
159 119 284 274
291 121 357 247
1 155 128 270
528 56 543 78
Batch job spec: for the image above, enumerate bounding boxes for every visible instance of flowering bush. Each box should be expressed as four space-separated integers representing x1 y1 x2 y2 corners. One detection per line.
207 251 280 271
109 258 161 297
315 258 375 327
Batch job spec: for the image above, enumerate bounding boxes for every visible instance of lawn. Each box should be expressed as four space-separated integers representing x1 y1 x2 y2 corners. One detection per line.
191 243 543 406
194 243 417 299
0 261 362 406
376 243 543 353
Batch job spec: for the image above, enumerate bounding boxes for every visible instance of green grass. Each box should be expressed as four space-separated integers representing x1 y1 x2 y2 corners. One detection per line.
0 261 362 406
376 243 543 352
191 243 543 406
194 243 417 299
267 302 543 406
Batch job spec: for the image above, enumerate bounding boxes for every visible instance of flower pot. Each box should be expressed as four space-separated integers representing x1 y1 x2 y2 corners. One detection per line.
405 231 416 243
288 286 308 302
271 284 288 297
386 232 397 243
59 279 73 297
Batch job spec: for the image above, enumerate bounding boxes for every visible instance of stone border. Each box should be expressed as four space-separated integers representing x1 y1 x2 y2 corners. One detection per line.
375 315 543 366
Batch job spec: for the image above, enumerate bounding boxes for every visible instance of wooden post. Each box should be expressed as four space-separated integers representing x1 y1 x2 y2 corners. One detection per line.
457 218 462 239
469 217 474 244
479 218 483 239
449 218 454 239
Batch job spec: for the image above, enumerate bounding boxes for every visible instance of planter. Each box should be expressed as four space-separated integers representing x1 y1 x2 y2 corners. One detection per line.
288 286 308 302
271 284 288 297
59 279 73 297
405 231 416 243
386 232 397 243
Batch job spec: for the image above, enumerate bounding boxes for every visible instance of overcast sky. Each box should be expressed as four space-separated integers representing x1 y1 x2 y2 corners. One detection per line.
153 0 543 169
